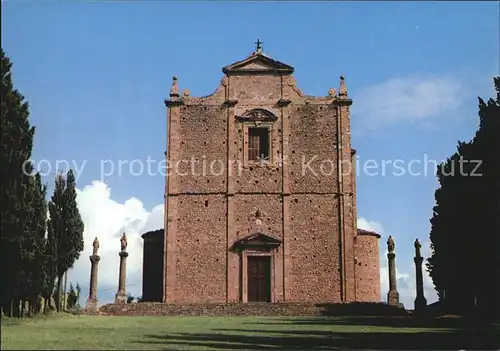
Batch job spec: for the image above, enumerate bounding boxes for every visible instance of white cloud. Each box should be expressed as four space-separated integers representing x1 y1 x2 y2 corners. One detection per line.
353 75 464 131
357 217 384 234
67 181 163 304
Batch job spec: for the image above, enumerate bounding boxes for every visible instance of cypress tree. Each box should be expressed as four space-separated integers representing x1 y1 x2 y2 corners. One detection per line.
60 169 84 310
427 141 475 312
48 169 84 312
472 77 500 319
0 48 36 317
47 173 66 312
428 77 500 317
27 173 48 315
42 214 58 313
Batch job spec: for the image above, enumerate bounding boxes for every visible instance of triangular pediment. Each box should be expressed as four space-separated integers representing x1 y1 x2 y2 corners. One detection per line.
233 232 282 250
222 53 294 75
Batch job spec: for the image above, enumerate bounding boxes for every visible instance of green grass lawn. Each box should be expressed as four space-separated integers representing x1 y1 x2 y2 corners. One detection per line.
2 314 499 350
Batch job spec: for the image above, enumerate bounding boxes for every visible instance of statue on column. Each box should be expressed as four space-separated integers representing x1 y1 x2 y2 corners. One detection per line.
414 238 427 312
386 235 403 308
414 238 422 257
115 232 129 303
387 235 395 253
86 237 101 312
120 232 128 252
92 237 100 256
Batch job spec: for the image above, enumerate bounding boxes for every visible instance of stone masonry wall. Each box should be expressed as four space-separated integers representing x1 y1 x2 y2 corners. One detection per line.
231 75 282 101
230 194 284 301
99 302 407 317
285 104 343 302
177 106 227 193
355 231 381 302
174 194 227 302
288 194 341 302
161 51 378 304
288 105 339 193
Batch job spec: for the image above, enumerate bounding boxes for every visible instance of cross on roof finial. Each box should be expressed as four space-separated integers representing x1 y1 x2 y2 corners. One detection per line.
254 38 263 53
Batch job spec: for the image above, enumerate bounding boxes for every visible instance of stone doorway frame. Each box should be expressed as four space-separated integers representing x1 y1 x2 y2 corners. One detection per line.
242 250 274 303
232 232 282 303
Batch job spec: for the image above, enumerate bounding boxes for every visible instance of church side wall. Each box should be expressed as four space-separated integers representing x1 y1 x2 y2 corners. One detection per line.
354 233 381 302
142 232 164 302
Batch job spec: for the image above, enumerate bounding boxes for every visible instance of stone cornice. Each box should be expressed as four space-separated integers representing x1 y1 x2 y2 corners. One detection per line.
335 98 353 106
232 232 282 251
223 99 238 107
277 98 292 107
164 99 184 107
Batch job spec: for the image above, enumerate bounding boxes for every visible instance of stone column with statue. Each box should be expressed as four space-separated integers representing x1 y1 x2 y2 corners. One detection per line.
414 238 427 312
387 235 403 308
86 237 101 312
115 232 129 303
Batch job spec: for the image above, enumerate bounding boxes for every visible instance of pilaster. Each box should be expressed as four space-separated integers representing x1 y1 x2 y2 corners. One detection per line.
164 76 183 302
336 76 355 302
280 75 292 301
225 75 240 302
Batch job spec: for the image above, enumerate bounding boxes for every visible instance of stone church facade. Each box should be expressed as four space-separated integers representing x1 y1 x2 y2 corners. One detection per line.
142 44 381 304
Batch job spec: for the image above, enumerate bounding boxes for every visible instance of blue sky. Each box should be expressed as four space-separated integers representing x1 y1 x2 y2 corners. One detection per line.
3 1 498 307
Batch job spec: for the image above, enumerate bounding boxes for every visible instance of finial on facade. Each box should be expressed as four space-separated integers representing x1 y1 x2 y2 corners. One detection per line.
414 238 421 257
170 76 179 98
254 38 263 54
387 235 395 253
339 75 348 97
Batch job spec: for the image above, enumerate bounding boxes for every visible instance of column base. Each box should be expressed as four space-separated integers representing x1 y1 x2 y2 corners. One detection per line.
387 290 404 308
414 295 427 312
85 298 99 312
115 291 128 304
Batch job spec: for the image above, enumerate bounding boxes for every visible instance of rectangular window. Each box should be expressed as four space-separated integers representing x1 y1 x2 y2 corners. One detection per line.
248 127 269 162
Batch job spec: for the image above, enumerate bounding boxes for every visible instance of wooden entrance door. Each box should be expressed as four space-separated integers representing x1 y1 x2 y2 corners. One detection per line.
247 256 271 302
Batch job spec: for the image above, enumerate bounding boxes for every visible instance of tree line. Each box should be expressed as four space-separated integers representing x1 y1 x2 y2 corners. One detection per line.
1 48 85 317
427 77 500 320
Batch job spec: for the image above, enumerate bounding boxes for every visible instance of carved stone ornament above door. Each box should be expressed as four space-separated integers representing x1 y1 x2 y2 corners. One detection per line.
235 108 278 123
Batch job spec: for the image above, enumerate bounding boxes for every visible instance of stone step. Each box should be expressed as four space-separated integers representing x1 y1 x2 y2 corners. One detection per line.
97 302 408 317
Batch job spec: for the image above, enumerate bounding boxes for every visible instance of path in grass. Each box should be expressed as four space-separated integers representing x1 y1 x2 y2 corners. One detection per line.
2 314 499 350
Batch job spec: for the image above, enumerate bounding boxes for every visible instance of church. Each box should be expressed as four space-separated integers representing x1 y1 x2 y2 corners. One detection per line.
142 42 381 304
